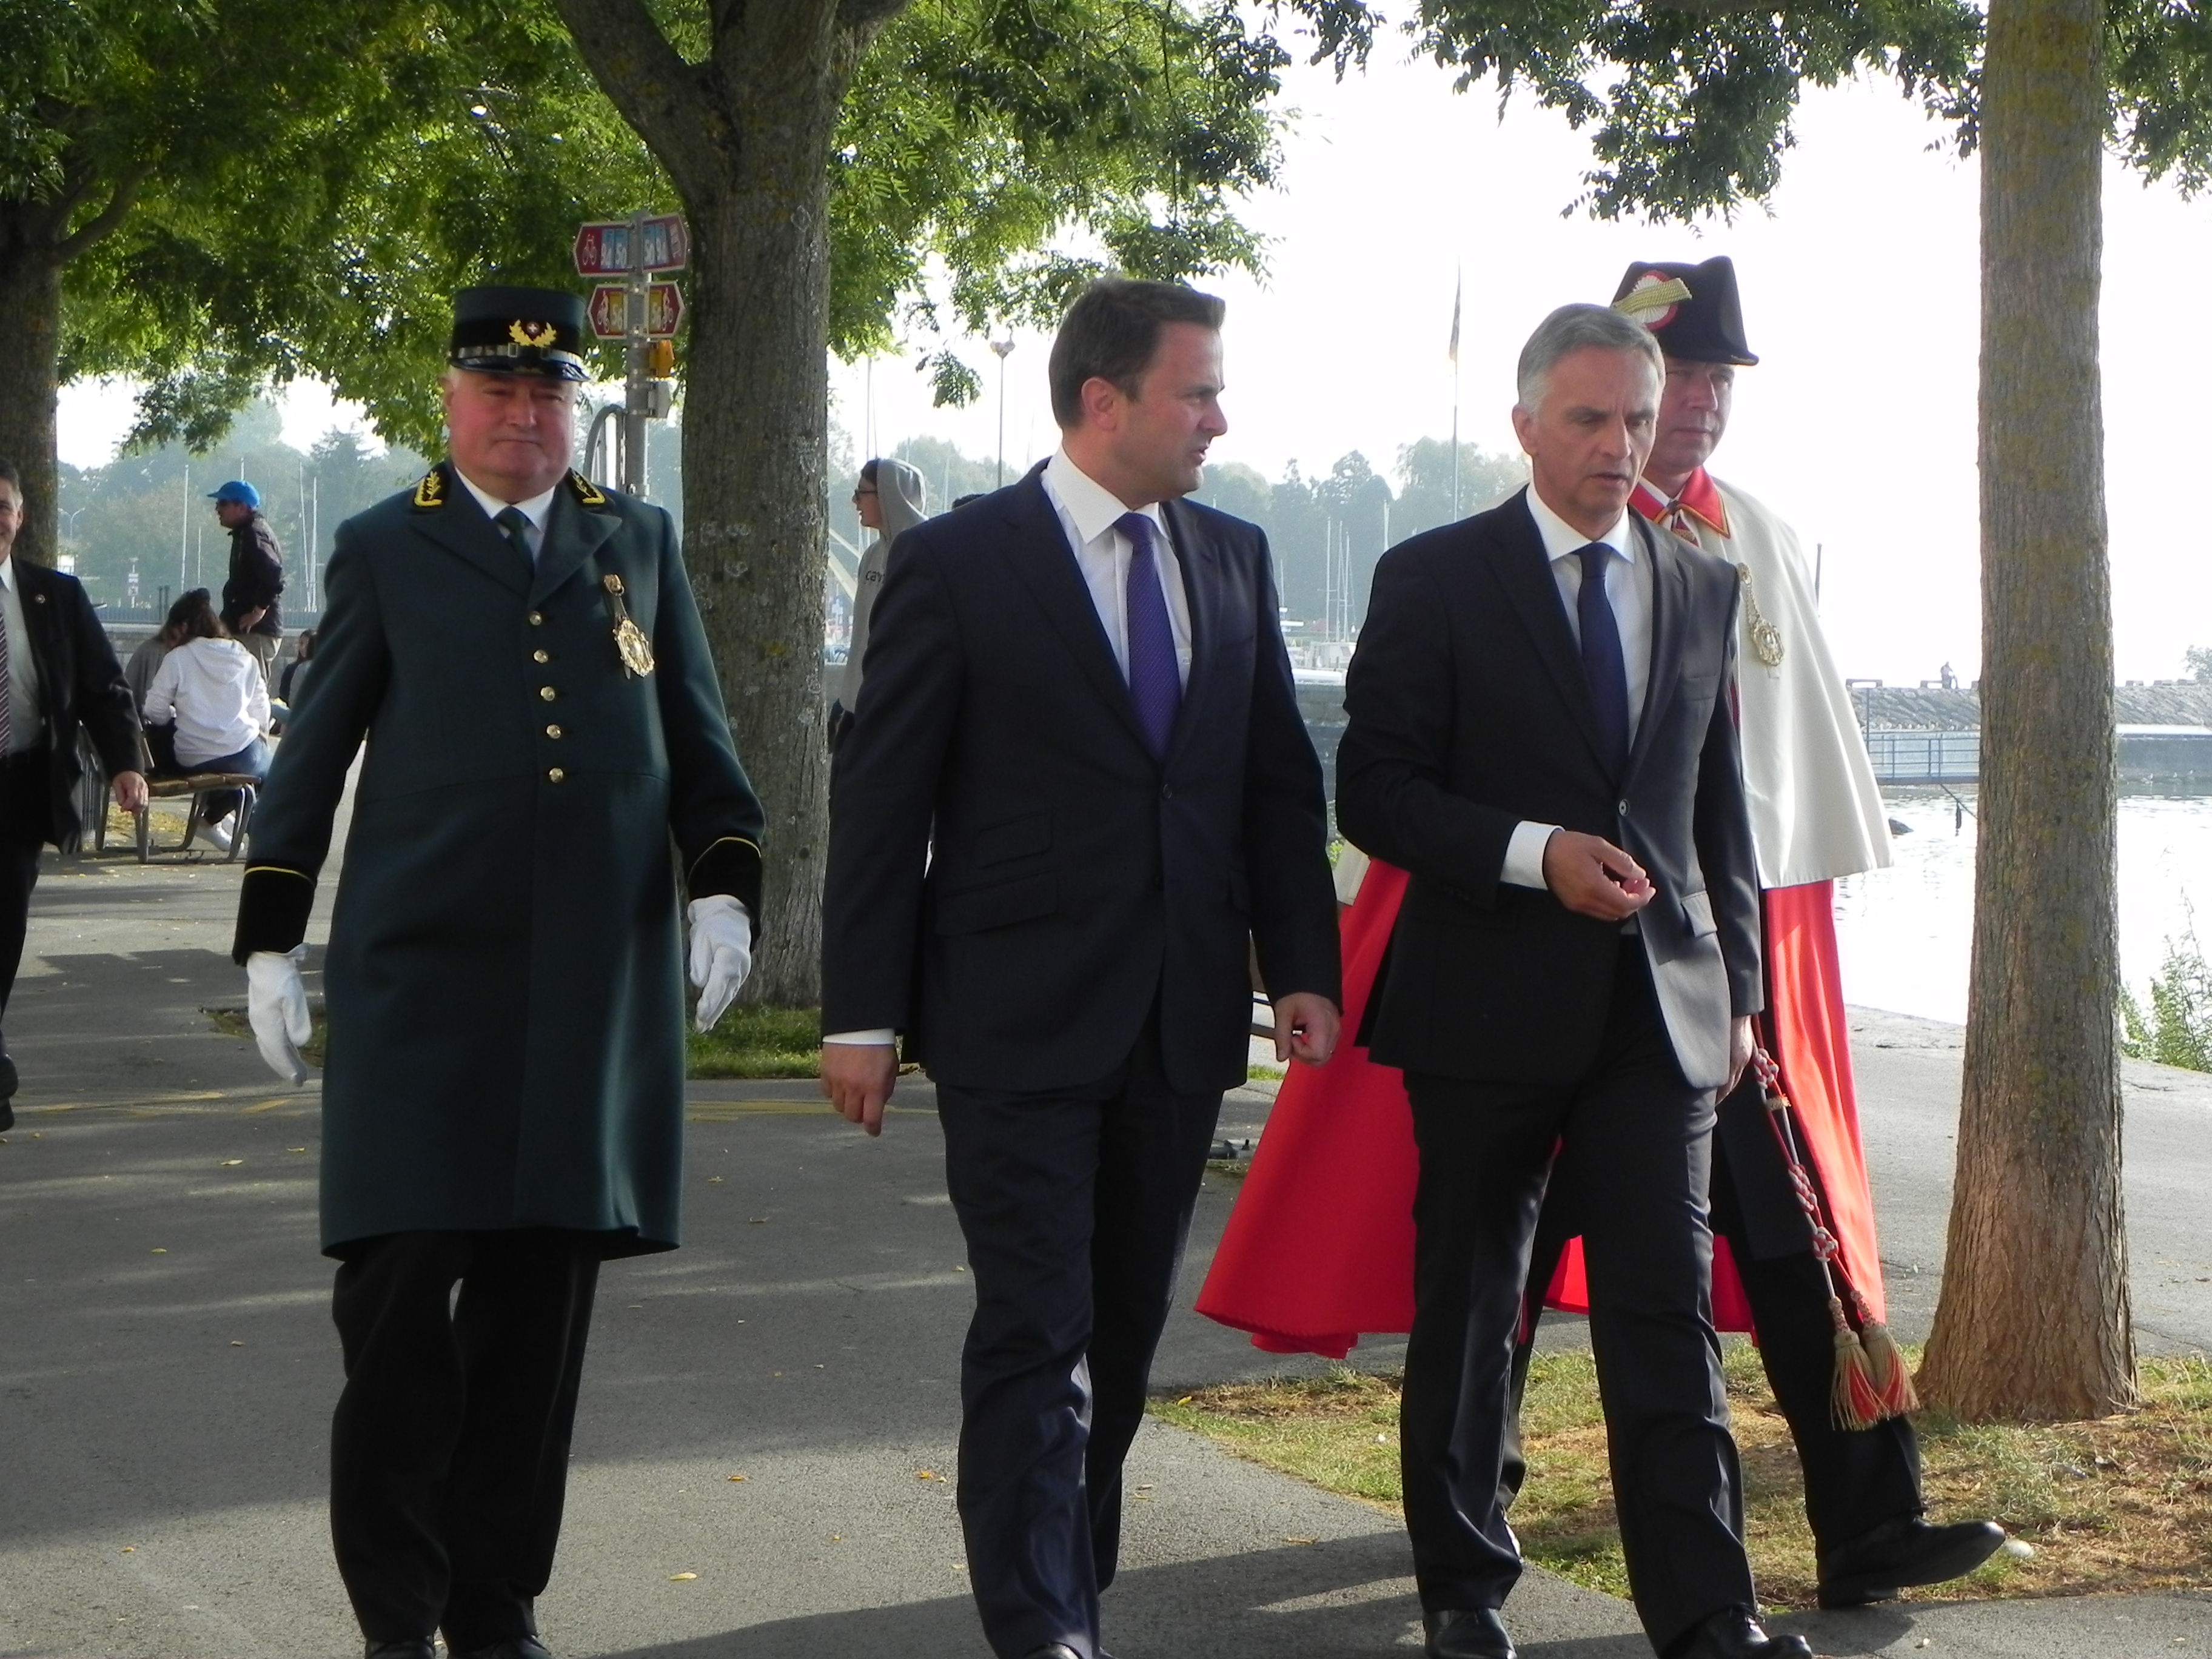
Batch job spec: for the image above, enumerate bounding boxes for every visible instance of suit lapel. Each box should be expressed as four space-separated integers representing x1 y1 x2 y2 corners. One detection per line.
409 463 532 598
1487 492 1614 777
530 481 619 606
1624 514 1689 786
1159 497 1217 768
999 474 1154 753
16 565 64 735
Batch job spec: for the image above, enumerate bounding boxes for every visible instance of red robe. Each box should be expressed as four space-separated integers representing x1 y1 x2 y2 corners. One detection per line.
1200 471 1890 1353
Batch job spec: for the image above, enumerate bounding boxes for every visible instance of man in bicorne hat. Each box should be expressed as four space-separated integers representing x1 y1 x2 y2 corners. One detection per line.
1524 254 2004 1606
233 285 765 1659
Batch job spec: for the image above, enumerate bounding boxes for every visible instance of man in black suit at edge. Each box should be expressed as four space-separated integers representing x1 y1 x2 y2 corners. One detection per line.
818 277 1343 1659
1334 304 1810 1659
0 458 148 1125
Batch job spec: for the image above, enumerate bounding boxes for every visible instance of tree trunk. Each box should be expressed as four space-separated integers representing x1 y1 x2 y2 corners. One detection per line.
679 53 847 1008
1917 0 2134 1419
0 223 65 570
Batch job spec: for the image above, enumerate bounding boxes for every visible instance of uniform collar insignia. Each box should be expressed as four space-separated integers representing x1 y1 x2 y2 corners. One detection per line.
412 465 448 511
567 470 610 510
1630 468 1729 539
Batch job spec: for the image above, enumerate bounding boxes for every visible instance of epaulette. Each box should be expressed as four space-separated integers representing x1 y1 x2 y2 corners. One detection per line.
568 470 612 511
412 466 447 511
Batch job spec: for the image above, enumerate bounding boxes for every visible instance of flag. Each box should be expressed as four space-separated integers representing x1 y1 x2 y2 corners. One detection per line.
1448 270 1462 367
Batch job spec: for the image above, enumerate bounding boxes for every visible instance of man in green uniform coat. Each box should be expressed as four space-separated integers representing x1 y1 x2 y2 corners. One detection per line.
232 286 765 1659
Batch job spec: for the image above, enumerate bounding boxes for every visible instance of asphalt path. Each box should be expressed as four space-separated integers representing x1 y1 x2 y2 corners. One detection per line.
4 800 2211 1657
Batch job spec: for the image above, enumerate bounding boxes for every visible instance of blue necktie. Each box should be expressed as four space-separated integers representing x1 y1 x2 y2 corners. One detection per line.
1575 542 1631 777
1118 512 1182 759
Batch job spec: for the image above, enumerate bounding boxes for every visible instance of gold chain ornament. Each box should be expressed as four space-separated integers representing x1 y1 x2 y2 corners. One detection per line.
602 574 656 677
1736 563 1785 666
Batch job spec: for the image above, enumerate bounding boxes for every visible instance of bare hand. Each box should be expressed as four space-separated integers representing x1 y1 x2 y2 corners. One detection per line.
1541 830 1654 922
1273 991 1341 1067
110 771 149 814
1726 1016 1755 1096
820 1042 898 1137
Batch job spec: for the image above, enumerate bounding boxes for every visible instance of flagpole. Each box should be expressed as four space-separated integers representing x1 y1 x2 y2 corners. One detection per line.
1449 267 1463 520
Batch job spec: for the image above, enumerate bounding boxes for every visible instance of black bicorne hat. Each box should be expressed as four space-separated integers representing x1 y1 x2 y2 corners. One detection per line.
449 285 589 381
1611 256 1758 366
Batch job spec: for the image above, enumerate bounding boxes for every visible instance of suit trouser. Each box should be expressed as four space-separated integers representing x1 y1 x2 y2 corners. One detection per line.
1503 1085 1924 1556
329 1228 601 1648
936 1020 1222 1659
0 747 52 1033
1401 941 1754 1653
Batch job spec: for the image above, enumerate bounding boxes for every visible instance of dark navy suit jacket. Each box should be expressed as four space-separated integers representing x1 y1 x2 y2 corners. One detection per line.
821 464 1340 1095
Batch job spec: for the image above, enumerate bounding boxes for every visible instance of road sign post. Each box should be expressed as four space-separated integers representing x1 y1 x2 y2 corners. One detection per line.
574 212 686 497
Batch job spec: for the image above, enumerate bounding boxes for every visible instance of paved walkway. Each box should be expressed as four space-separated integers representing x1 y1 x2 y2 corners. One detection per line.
4 803 2212 1657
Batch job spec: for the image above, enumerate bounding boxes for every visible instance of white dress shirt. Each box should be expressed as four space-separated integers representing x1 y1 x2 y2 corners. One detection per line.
456 472 560 561
825 451 1193 1049
1501 488 1654 890
0 556 44 748
1041 448 1193 688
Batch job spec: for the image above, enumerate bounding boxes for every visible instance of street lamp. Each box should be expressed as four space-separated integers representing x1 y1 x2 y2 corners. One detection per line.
989 338 1016 486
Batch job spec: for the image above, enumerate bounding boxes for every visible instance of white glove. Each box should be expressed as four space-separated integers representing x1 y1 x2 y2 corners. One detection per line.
246 945 313 1085
687 896 753 1033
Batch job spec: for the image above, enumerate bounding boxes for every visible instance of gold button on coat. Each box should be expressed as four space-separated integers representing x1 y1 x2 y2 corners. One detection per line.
546 767 566 783
545 724 563 739
539 686 557 702
532 649 551 663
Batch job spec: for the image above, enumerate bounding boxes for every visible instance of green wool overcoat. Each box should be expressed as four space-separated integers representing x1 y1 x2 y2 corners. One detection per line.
235 463 764 1258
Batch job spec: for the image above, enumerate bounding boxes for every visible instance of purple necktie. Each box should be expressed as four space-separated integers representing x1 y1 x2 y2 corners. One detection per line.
1118 512 1182 759
0 591 11 760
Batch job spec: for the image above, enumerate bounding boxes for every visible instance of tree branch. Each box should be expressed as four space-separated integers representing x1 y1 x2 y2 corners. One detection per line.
837 0 913 32
52 161 154 261
548 0 722 196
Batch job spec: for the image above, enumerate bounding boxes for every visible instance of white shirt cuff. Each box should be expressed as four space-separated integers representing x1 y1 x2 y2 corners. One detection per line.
1503 821 1560 890
823 1029 896 1045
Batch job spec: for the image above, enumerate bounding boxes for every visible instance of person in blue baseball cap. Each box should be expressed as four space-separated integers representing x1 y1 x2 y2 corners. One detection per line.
209 478 284 684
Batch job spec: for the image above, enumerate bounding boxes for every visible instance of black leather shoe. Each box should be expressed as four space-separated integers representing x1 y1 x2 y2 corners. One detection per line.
1019 1648 1082 1659
1667 1607 1813 1659
1425 1606 1516 1659
364 1643 435 1659
1817 1515 2008 1608
449 1641 552 1659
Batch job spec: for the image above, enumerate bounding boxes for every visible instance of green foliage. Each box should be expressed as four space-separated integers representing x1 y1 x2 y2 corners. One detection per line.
2185 645 2212 684
2119 931 2212 1071
686 1005 828 1079
831 0 1289 401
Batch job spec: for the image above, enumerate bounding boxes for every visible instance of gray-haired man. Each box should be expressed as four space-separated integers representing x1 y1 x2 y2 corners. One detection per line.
1335 303 1805 1659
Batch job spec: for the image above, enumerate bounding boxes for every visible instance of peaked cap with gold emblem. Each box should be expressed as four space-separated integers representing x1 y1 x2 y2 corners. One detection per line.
448 284 589 381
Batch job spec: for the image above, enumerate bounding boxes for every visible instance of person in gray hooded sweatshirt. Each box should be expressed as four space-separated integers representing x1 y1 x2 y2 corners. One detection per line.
831 456 928 750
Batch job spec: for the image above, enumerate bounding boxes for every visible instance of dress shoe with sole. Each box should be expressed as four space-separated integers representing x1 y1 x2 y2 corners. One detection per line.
1425 1606 1516 1659
1817 1515 2008 1608
364 1643 435 1659
1019 1648 1082 1659
1666 1607 1813 1659
449 1641 552 1659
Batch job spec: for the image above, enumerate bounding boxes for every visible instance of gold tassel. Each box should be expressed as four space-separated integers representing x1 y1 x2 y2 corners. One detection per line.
1828 1298 1883 1430
1852 1293 1922 1417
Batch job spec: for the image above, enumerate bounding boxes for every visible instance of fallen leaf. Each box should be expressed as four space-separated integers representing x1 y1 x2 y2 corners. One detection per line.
230 1341 245 1348
955 1264 967 1272
221 1159 244 1167
708 1176 725 1184
951 1564 968 1573
121 1546 135 1553
830 1534 843 1543
286 1147 307 1153
749 1216 769 1225
1284 1536 1316 1546
150 1248 166 1255
917 1470 937 1481
728 1474 748 1483
1176 1395 1193 1405
668 1572 697 1581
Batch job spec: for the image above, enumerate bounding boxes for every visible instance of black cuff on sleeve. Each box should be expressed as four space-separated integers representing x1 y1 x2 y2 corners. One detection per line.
685 837 763 931
233 866 316 964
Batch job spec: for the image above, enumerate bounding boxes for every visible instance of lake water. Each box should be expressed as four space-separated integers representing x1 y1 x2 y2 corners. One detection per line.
1834 787 2212 1024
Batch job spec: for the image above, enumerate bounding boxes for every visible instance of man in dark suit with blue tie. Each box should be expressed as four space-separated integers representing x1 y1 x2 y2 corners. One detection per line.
1336 303 1808 1659
819 278 1343 1659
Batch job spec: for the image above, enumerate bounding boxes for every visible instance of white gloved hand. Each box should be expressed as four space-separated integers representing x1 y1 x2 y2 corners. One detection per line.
687 896 753 1033
246 945 313 1085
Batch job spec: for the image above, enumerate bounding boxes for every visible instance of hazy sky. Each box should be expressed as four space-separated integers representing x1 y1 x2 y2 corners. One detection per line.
58 40 2212 685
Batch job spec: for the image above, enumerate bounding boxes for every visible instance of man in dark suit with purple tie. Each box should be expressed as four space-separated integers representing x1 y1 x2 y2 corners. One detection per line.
1336 303 1808 1659
817 278 1343 1659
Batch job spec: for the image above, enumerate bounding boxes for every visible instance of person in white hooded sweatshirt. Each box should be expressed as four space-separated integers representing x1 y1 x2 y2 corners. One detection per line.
830 455 928 750
142 587 270 851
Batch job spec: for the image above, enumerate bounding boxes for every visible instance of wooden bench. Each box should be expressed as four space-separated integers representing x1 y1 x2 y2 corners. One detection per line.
89 773 261 863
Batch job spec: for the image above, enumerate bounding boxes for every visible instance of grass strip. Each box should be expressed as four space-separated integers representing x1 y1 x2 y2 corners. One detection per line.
207 1004 827 1080
1152 1346 2212 1608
